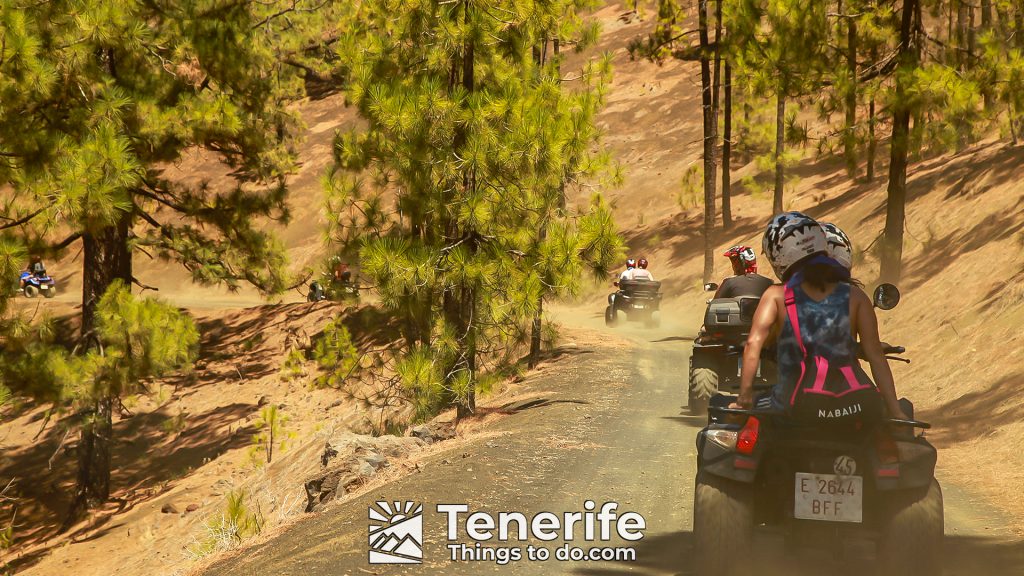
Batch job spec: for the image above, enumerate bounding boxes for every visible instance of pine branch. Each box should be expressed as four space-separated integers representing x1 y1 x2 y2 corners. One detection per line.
0 204 50 230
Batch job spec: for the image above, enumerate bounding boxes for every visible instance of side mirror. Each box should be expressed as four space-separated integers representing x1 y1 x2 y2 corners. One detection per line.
704 282 719 292
873 283 901 310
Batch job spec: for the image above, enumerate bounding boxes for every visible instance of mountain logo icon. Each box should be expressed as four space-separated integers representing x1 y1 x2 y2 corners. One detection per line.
368 501 423 564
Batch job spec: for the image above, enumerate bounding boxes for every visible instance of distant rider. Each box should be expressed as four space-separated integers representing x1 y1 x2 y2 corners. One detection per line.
714 245 772 298
20 255 47 289
631 257 655 281
616 258 638 285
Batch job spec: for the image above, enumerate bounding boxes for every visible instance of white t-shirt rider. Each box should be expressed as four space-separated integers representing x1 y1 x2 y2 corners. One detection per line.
619 267 655 282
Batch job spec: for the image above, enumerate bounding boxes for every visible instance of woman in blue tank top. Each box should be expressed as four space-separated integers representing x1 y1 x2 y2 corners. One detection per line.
731 212 909 421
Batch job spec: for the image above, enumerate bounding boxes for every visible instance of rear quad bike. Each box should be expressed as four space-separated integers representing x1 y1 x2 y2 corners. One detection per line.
688 282 774 416
308 274 360 303
20 271 57 299
605 279 662 328
691 284 941 576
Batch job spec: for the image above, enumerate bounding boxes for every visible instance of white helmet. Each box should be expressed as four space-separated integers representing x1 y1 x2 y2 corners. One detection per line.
821 222 853 270
762 212 827 279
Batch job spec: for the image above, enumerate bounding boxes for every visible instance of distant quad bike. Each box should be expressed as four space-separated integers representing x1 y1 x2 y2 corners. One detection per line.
20 271 57 299
605 279 662 328
307 276 360 303
692 284 942 576
688 282 775 415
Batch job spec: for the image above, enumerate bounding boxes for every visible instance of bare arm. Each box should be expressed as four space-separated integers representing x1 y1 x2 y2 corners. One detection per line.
853 288 908 419
733 286 781 409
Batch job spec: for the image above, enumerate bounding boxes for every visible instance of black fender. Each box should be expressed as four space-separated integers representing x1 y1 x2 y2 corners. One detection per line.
695 425 759 484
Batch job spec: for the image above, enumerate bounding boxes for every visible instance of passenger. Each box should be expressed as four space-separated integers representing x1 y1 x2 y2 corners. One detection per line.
631 257 655 281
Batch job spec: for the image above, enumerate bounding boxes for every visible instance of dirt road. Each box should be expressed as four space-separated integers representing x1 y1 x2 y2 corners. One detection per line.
202 310 1024 576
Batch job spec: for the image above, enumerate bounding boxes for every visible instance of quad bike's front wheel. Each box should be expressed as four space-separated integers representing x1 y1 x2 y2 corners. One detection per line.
23 285 38 298
688 366 719 416
604 306 617 327
693 470 753 575
877 479 943 576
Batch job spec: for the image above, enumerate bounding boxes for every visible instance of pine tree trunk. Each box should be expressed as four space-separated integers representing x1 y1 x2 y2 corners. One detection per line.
722 62 733 229
881 0 919 284
529 296 543 368
981 0 993 111
65 209 132 529
867 95 877 180
773 88 785 214
844 10 859 178
698 0 717 283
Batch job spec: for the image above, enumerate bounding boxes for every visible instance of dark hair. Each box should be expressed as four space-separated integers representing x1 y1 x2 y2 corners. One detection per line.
782 255 862 290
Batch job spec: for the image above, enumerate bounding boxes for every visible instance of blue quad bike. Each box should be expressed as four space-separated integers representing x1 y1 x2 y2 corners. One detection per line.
691 284 943 576
20 272 57 299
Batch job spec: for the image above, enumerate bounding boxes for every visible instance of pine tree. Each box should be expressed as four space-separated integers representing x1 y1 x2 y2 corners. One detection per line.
324 0 621 417
0 281 198 526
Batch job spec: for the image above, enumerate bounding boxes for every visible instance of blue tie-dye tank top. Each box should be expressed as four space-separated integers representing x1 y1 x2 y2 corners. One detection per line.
770 282 857 410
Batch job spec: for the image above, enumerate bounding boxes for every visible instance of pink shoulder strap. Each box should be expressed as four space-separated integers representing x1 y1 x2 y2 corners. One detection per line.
784 285 807 358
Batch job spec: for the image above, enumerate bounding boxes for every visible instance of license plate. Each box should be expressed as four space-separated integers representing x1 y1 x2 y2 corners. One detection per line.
794 472 862 523
40 285 49 290
633 304 645 309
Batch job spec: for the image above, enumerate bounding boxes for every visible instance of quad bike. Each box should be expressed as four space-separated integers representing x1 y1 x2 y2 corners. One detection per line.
691 284 943 576
688 283 775 415
605 279 662 328
308 274 360 303
20 271 56 298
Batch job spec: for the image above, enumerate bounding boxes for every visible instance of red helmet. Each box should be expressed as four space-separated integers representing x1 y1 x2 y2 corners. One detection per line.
723 245 757 274
637 257 649 269
626 258 636 269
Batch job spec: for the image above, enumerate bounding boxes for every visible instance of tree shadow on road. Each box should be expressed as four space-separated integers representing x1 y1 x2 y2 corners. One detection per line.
572 530 1024 576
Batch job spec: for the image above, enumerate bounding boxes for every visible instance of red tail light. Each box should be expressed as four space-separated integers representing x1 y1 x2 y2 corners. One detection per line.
876 431 899 464
736 416 760 455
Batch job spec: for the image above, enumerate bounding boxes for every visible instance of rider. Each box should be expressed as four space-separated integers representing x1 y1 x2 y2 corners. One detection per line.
20 255 46 289
631 257 655 281
714 245 772 298
617 258 637 284
733 212 909 420
332 259 352 285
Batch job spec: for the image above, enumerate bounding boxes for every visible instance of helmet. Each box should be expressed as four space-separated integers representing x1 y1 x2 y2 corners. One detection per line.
723 245 757 274
762 212 827 279
637 257 649 269
821 222 853 270
30 254 42 263
626 258 636 269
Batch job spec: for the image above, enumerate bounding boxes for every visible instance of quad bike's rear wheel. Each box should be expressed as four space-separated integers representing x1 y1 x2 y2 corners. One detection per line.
23 285 38 298
42 286 55 298
693 470 753 575
604 306 617 327
877 479 943 576
688 366 718 416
